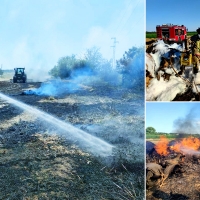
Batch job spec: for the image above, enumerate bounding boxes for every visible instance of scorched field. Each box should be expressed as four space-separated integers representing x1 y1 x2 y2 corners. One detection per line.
0 77 144 199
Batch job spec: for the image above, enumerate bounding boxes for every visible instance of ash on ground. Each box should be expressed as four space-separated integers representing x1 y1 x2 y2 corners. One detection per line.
146 140 200 200
0 80 144 199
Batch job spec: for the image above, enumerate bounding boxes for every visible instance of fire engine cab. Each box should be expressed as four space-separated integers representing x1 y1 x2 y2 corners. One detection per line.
156 24 187 44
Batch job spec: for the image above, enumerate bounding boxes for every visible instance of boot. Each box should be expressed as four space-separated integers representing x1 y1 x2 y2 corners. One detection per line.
193 65 199 74
176 65 185 76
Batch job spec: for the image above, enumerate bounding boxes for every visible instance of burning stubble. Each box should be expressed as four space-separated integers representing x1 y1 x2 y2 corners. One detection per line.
155 136 200 156
0 92 114 157
154 135 169 156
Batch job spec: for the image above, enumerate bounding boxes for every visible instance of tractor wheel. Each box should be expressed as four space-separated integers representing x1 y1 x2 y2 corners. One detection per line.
13 78 16 83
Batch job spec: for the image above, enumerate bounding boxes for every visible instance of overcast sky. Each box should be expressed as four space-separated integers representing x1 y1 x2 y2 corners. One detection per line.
146 0 200 32
0 0 144 72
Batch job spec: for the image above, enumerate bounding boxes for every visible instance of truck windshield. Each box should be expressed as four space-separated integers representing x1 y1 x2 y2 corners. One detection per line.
162 29 169 38
16 69 24 74
175 29 183 35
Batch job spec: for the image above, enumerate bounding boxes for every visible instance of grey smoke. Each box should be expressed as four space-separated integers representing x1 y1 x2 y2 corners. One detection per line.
0 92 114 157
23 63 123 96
23 46 144 96
173 107 200 134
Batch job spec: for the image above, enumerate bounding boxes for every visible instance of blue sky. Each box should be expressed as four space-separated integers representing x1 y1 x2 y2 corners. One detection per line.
146 103 200 133
0 0 144 72
146 0 200 32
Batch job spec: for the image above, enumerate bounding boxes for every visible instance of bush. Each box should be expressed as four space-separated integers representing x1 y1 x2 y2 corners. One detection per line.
49 47 105 79
117 46 144 90
0 68 3 76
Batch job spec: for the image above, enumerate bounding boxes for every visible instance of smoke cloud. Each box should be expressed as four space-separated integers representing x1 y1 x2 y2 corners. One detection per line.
23 47 145 97
24 64 122 96
173 107 200 134
0 92 114 157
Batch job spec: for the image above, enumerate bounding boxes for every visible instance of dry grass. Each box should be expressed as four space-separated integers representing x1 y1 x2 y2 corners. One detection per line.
0 80 144 199
0 134 144 199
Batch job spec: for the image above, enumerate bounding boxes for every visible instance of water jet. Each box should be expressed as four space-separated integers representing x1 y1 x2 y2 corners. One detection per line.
0 92 114 157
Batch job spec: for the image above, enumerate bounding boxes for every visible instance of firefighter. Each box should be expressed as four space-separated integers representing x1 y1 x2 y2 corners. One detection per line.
177 29 182 43
190 27 200 74
177 29 182 35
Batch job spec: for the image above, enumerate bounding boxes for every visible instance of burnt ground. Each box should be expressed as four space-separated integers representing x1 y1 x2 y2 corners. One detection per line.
0 80 144 199
146 140 200 200
173 87 200 101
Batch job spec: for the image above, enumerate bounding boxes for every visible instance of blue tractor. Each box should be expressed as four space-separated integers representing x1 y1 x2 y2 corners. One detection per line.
13 68 27 83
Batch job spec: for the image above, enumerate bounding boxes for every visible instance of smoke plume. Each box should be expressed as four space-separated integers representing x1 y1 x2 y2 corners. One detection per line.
24 49 144 96
173 106 200 134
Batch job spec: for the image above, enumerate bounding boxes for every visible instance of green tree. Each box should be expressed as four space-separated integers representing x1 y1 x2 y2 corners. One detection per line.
49 55 77 78
0 68 3 76
84 46 103 70
146 127 156 135
116 46 144 89
49 47 106 79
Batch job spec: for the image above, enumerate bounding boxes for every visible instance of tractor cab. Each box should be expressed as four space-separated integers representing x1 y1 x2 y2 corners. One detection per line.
13 68 27 83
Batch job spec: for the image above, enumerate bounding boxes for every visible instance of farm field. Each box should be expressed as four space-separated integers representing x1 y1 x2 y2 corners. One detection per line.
146 31 196 38
0 72 144 199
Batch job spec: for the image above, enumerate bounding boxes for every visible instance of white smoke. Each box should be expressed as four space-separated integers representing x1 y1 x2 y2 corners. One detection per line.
179 147 200 155
23 46 144 96
0 92 114 157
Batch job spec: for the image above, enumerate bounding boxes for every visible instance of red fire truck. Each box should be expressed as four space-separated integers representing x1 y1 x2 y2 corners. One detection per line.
156 24 187 44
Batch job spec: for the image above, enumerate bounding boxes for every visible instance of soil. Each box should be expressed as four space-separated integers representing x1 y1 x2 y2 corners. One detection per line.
173 86 200 101
146 140 200 200
0 79 144 199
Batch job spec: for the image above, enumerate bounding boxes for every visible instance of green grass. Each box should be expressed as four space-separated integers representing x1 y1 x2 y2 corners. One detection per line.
187 32 196 36
146 32 156 38
146 31 197 38
146 133 175 140
146 133 200 140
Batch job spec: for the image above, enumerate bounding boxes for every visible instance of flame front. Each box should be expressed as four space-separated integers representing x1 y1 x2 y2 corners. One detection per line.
154 136 200 155
172 137 200 153
155 136 169 156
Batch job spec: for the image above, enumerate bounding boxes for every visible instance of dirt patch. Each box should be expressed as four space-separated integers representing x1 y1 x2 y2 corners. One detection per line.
0 80 144 199
146 139 200 200
146 159 200 200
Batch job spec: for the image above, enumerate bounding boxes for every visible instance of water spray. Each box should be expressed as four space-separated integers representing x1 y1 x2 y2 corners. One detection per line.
0 92 114 157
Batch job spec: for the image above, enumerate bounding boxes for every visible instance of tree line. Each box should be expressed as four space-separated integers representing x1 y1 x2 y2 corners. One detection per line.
49 46 144 90
0 68 3 76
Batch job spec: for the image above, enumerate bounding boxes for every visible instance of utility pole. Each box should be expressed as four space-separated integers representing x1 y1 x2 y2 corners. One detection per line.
111 37 119 69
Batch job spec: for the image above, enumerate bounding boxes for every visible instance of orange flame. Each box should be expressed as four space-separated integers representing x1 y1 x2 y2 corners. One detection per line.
154 136 200 156
170 143 181 152
172 137 200 153
182 137 200 150
155 136 169 155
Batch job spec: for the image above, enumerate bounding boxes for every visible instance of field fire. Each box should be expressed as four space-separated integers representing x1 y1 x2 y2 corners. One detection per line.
146 135 200 199
154 136 200 156
0 48 144 199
